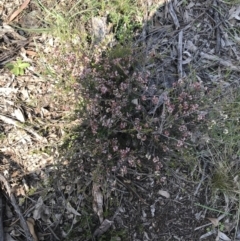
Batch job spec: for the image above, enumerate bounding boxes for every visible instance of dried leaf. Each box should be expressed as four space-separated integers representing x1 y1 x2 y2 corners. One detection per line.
143 231 150 240
158 190 170 198
150 203 156 217
92 182 104 223
186 40 197 52
199 229 216 240
93 219 113 237
12 185 25 196
14 109 25 123
8 0 31 23
207 217 219 227
33 197 50 222
186 2 195 9
0 88 17 95
217 230 231 241
66 202 81 216
27 218 38 241
182 57 192 65
25 50 37 56
33 197 44 220
131 98 139 105
229 5 240 20
11 170 20 178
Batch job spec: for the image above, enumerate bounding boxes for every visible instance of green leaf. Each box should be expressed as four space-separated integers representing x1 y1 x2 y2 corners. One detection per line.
19 69 24 75
19 63 30 68
12 68 20 76
5 60 30 76
5 63 15 70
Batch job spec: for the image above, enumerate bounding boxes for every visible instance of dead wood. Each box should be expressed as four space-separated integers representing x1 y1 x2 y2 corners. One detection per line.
177 30 183 78
167 0 180 29
0 174 34 241
200 52 240 72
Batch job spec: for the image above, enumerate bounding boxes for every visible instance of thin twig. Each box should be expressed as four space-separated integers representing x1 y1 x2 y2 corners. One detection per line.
0 174 34 241
116 176 148 205
167 0 180 29
47 225 60 241
194 161 207 196
177 30 183 79
0 192 3 241
213 0 221 53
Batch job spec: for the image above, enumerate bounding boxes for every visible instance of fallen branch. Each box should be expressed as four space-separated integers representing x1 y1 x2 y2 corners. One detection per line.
0 174 34 241
200 52 240 72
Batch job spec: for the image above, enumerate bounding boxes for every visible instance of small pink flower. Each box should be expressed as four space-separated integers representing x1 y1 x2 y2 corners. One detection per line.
135 105 141 110
164 130 170 137
120 122 127 129
198 112 206 121
179 125 187 132
153 156 159 163
161 177 166 182
152 96 159 105
192 82 201 90
121 166 127 176
162 145 169 152
191 104 199 111
179 92 187 101
183 101 189 110
120 82 128 90
167 105 174 113
113 145 118 152
177 140 184 147
100 85 108 94
178 78 184 85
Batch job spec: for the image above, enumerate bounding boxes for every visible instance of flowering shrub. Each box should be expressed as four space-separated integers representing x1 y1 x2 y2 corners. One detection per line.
63 47 212 177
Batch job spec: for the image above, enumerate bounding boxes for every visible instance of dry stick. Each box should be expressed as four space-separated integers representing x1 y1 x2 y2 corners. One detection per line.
213 0 221 53
47 225 60 241
0 174 34 241
200 52 240 72
116 177 148 205
0 192 3 241
194 161 207 196
177 30 183 79
167 0 180 29
164 0 169 19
